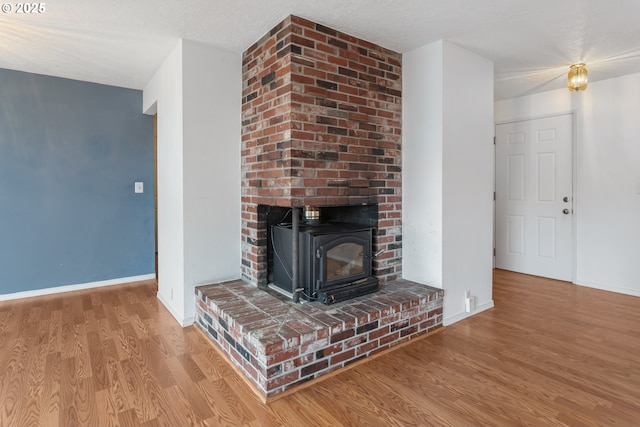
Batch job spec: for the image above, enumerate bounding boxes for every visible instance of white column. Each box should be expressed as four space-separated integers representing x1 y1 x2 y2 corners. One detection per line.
143 40 242 326
403 40 495 325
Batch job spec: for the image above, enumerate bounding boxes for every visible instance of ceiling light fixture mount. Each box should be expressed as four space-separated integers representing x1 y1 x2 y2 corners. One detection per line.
568 63 588 92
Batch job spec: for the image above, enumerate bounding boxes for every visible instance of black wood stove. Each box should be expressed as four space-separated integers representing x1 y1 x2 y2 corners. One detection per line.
271 222 379 304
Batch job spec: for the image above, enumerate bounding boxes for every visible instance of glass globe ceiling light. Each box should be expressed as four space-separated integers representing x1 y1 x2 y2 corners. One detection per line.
568 63 588 91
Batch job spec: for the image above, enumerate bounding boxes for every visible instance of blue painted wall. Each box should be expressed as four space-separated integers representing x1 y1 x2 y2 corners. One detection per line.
0 69 155 294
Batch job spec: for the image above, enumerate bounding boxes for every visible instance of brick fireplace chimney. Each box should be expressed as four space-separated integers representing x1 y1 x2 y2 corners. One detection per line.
241 15 402 288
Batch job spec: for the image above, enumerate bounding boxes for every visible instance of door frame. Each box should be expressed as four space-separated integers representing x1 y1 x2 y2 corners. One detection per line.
493 110 578 284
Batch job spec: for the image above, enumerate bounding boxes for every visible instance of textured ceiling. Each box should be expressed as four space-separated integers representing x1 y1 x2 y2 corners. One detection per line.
1 0 639 100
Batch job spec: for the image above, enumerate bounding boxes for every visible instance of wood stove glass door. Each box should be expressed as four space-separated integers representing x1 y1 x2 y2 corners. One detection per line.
316 232 371 289
326 242 364 280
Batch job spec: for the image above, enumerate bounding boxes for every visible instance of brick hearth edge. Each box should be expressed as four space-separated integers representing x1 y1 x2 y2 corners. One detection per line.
195 279 444 400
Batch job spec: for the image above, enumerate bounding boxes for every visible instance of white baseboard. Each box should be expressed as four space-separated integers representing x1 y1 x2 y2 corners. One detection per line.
576 280 640 298
0 274 157 302
444 299 495 326
156 292 194 327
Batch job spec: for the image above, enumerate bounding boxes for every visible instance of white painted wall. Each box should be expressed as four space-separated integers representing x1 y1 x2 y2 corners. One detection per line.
143 40 186 323
403 40 495 325
143 40 242 325
495 72 640 297
441 42 495 324
402 41 444 288
181 40 242 322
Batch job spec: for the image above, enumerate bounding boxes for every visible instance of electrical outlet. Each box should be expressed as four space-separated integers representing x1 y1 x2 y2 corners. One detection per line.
465 295 476 313
134 182 144 193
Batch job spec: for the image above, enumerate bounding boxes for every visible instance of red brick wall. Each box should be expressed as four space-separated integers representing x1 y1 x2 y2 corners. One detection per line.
241 15 402 286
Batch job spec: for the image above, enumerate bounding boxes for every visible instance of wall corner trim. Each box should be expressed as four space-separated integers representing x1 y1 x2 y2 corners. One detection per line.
443 299 495 326
0 274 156 302
576 280 640 298
156 292 195 327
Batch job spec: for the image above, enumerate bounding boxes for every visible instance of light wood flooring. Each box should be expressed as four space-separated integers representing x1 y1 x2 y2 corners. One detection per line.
1 269 640 426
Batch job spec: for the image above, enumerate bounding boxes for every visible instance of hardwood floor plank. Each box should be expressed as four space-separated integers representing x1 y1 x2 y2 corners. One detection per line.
81 295 93 312
1 272 640 426
102 338 133 413
269 394 348 427
117 408 140 427
345 364 471 426
87 331 109 391
291 374 398 427
138 337 176 389
26 344 47 401
129 311 151 340
164 356 214 421
140 388 187 427
83 308 99 334
177 354 207 383
43 310 62 355
40 351 62 426
161 384 206 427
0 335 25 427
103 303 123 332
0 307 15 335
195 378 256 427
120 358 160 422
72 323 93 380
71 377 98 427
190 348 236 380
95 388 121 427
59 357 79 427
93 303 107 321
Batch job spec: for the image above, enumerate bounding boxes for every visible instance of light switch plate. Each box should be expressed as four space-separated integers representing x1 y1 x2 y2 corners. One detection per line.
134 182 144 194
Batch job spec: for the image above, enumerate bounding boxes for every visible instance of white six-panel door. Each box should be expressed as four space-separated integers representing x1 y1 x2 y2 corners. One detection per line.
495 114 573 281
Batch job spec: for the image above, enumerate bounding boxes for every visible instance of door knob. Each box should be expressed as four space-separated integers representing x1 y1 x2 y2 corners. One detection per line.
563 196 570 202
562 208 570 215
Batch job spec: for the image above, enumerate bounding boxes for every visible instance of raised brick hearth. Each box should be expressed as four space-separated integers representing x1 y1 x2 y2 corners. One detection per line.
195 279 443 400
